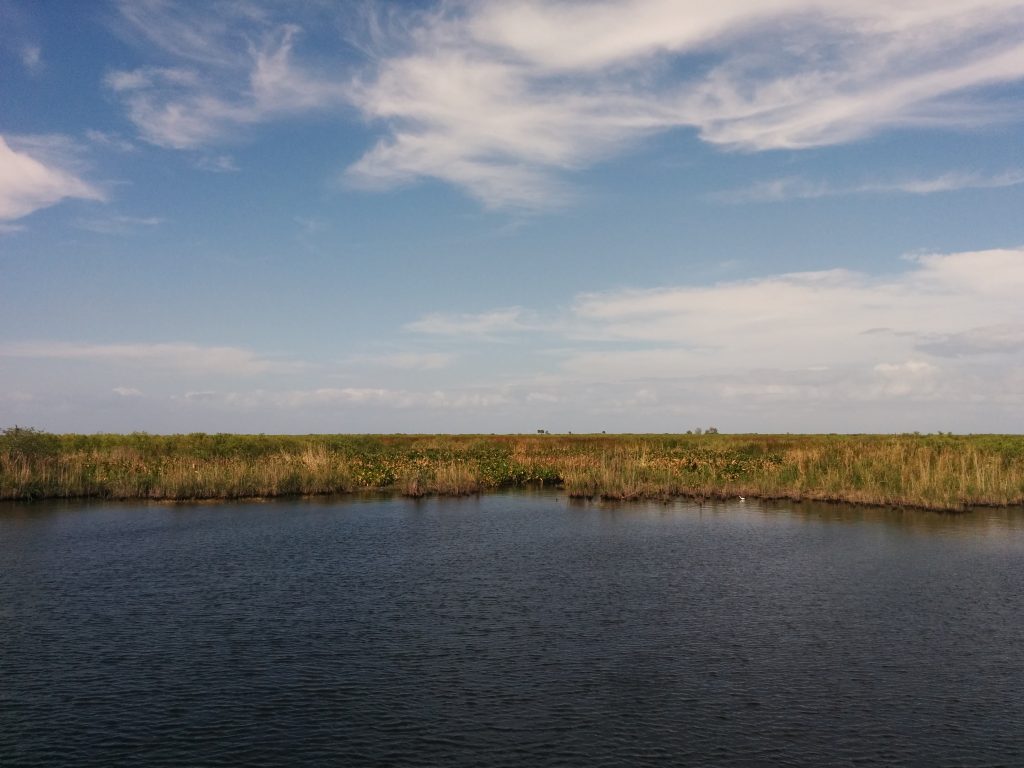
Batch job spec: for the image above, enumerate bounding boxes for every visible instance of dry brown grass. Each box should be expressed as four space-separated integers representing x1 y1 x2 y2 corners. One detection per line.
2 431 1023 510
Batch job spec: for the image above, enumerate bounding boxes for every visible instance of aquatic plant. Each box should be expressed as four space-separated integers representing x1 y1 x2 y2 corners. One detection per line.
2 429 1023 511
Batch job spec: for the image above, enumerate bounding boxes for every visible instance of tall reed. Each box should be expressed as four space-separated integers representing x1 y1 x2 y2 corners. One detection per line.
2 430 1023 511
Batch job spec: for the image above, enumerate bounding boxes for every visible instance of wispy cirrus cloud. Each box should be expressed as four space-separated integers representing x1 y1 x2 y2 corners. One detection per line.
0 341 304 376
106 1 348 150
346 0 1024 207
193 154 239 173
0 135 104 222
20 43 41 73
715 170 1024 203
106 1 1024 209
347 352 457 370
85 130 138 154
179 386 509 411
75 214 163 235
404 307 539 337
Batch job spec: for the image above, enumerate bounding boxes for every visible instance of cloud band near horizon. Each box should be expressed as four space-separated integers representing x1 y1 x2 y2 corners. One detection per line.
4 248 1024 432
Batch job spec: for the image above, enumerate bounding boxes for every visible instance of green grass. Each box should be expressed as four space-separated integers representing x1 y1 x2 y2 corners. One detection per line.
2 428 1024 511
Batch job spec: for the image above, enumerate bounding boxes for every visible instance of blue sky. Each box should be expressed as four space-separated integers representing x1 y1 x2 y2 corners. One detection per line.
2 0 1024 434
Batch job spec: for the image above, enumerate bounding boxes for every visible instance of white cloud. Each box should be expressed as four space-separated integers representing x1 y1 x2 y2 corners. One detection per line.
183 390 218 402
180 387 510 411
346 0 1024 207
107 3 348 150
871 360 941 398
0 341 303 376
566 248 1024 372
405 307 538 336
0 391 34 403
527 391 560 403
6 248 1023 431
75 214 163 235
85 130 138 153
349 352 457 370
106 1 1024 209
889 172 1024 195
716 170 1024 202
194 154 239 173
21 44 41 73
919 324 1024 356
377 248 1024 418
4 259 1022 433
0 135 104 222
382 247 1024 423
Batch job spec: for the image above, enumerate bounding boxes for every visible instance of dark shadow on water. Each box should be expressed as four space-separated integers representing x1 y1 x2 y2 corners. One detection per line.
4 488 1024 538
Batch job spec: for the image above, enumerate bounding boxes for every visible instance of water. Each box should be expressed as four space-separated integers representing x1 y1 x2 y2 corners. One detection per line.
2 492 1023 767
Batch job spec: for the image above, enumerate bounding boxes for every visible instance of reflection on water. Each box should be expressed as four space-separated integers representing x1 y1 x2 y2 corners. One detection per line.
2 492 1023 767
572 494 1024 539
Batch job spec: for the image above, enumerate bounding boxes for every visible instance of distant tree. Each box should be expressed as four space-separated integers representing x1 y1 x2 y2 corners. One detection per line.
706 426 719 434
694 428 703 435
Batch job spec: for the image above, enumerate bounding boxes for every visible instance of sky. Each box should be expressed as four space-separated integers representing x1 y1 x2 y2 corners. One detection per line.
2 0 1024 435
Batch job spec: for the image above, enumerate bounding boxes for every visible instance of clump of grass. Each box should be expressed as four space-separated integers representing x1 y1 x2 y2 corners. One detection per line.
2 428 1024 510
432 462 481 495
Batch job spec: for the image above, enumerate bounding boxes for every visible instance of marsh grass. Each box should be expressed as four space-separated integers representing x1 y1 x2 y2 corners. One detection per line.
2 429 1023 511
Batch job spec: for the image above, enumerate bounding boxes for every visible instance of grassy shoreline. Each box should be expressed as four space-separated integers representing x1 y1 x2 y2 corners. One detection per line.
3 430 1024 511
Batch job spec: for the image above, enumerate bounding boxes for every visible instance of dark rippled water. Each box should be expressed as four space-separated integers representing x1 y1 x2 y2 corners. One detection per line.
2 493 1024 766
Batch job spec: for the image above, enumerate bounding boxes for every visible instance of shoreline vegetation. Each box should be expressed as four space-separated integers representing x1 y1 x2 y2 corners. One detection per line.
3 429 1024 512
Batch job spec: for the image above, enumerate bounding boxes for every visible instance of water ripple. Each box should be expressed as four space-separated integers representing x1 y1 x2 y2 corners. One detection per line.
2 494 1023 766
